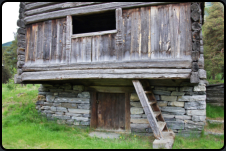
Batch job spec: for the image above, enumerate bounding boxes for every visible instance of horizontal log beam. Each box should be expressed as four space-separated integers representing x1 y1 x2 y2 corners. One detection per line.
25 2 60 10
25 2 103 16
22 59 192 71
71 30 117 38
88 86 135 93
21 69 191 81
24 2 179 24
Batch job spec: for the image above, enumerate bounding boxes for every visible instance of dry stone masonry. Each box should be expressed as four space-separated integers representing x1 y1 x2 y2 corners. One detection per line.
130 81 206 137
36 83 91 127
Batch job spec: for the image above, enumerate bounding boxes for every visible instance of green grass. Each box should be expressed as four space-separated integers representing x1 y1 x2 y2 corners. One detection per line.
2 83 224 149
173 133 224 149
206 104 224 119
206 73 224 84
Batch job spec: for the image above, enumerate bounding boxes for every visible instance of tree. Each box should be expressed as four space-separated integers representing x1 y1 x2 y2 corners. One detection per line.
3 32 18 79
203 2 224 80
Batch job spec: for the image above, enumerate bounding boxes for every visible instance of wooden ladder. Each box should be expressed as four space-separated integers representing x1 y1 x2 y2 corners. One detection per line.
132 80 168 140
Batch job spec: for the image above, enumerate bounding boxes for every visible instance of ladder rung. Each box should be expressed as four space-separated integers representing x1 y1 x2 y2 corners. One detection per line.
153 111 161 118
144 91 152 94
157 121 166 132
149 101 156 105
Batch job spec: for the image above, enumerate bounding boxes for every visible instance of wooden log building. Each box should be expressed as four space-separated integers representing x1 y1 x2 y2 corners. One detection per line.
15 2 206 146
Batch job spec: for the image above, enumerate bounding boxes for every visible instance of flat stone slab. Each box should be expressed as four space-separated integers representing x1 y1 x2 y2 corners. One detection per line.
88 132 120 139
204 131 224 136
153 130 175 149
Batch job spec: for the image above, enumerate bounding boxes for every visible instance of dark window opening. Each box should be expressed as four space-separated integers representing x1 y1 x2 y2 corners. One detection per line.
72 11 116 34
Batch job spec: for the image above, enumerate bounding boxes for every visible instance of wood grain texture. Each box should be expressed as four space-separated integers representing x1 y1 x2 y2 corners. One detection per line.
25 25 31 62
90 91 97 128
125 93 130 130
24 2 178 24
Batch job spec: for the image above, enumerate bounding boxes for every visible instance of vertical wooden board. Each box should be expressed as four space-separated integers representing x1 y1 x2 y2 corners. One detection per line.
111 93 116 129
85 37 92 62
114 94 119 129
50 19 57 63
150 6 159 58
29 24 35 63
116 8 123 61
25 25 31 62
119 93 125 130
66 16 72 64
105 93 111 129
140 6 149 59
32 23 38 62
185 3 192 56
159 5 170 58
125 93 130 131
109 34 116 61
179 3 186 58
43 20 52 62
36 22 44 62
122 9 132 61
130 8 140 60
172 4 180 58
98 36 104 62
97 93 104 128
101 34 109 61
56 19 63 63
62 18 67 63
70 38 77 63
92 36 99 62
90 92 97 128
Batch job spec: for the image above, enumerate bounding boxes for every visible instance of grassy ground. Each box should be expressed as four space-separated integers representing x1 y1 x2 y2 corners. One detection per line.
2 84 224 149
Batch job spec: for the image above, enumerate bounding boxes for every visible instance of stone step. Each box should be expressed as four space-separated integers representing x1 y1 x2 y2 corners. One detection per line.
206 119 224 124
157 121 166 132
153 130 175 149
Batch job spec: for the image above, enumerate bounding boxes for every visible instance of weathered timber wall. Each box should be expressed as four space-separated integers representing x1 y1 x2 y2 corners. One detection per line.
24 2 192 65
206 84 224 106
25 18 67 63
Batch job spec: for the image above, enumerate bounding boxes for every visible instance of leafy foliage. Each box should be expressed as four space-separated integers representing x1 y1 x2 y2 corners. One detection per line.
2 33 18 80
203 2 224 80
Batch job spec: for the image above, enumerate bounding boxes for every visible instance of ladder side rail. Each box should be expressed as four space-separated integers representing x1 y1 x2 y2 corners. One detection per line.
132 80 163 139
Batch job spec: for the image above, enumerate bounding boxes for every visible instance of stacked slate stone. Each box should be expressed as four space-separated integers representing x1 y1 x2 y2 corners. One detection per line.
191 2 206 83
36 83 91 126
15 2 26 83
130 83 206 137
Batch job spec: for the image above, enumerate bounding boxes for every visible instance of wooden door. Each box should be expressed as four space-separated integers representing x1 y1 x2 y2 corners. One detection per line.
97 93 125 130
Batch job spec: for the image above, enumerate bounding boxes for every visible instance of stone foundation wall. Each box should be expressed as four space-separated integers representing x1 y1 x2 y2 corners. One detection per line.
36 83 91 126
130 80 207 137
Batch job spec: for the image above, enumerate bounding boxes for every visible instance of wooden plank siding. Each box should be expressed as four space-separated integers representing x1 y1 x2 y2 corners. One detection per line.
24 3 192 67
25 18 66 64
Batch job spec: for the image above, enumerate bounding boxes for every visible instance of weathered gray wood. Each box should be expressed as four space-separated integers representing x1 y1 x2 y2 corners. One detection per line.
25 2 60 10
192 41 200 52
190 72 199 83
192 62 199 72
116 8 123 61
25 2 103 16
71 30 117 38
18 55 25 61
191 10 201 21
43 20 52 62
140 6 150 59
179 3 186 57
25 25 31 62
24 2 179 24
50 19 57 62
132 80 162 139
151 6 159 58
185 3 192 56
66 15 72 64
191 3 200 12
130 8 140 60
191 51 199 61
21 71 191 81
22 59 192 71
36 22 44 62
88 86 135 93
192 22 201 31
